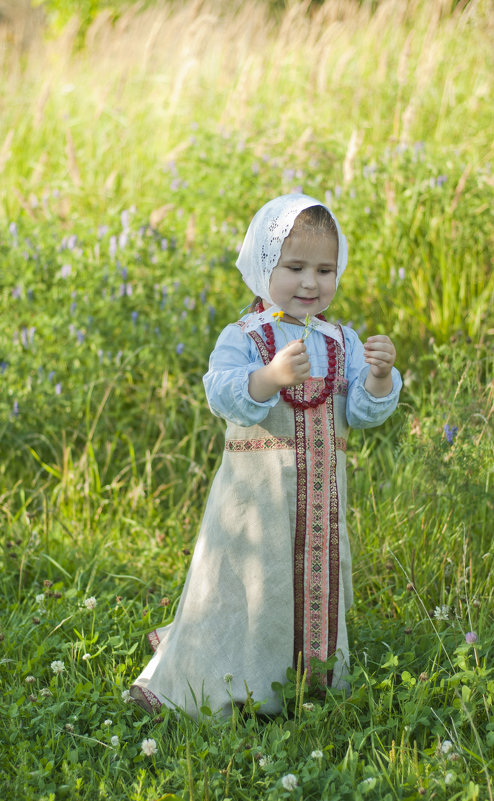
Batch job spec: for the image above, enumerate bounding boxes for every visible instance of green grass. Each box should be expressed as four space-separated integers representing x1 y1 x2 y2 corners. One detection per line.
0 1 493 799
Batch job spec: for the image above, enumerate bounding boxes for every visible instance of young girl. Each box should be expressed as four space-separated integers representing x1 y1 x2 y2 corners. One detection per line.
130 193 402 717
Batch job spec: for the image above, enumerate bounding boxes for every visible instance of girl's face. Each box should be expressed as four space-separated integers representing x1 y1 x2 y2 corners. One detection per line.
264 227 338 321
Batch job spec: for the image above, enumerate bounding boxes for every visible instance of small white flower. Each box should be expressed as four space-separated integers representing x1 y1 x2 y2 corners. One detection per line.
65 723 74 732
111 735 119 747
103 719 112 726
223 672 233 683
441 739 454 754
434 605 449 621
40 688 52 697
51 660 65 675
302 702 314 712
84 597 97 610
445 772 456 785
82 653 90 660
141 738 157 756
121 689 132 703
281 774 298 791
25 675 36 684
259 755 273 769
35 593 45 605
311 749 323 759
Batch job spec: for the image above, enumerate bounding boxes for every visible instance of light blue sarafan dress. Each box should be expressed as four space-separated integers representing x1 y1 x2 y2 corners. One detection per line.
129 317 402 718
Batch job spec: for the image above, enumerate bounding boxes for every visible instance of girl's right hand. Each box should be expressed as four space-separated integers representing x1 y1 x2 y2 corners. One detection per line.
268 339 311 389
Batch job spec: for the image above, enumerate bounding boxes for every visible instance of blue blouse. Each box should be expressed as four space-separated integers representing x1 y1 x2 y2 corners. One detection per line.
203 317 402 429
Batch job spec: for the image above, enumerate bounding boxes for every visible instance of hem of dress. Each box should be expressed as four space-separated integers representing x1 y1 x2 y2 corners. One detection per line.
129 684 163 714
147 629 161 652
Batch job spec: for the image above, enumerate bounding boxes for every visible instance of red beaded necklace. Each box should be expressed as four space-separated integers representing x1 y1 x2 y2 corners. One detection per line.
254 302 338 410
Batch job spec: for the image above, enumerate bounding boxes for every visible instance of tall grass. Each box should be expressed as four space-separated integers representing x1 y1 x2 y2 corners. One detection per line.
0 1 493 799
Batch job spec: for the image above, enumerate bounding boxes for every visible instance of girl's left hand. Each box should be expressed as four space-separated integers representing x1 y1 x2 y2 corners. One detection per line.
364 335 396 378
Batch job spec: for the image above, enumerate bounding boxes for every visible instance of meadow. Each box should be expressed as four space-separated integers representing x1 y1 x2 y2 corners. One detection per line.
0 0 493 798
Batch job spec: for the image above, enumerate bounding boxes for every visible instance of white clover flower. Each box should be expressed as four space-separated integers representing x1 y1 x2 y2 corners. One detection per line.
25 675 36 684
141 738 157 756
434 605 449 621
35 593 45 605
84 597 97 610
51 660 65 675
281 774 298 791
40 688 52 697
82 653 90 660
445 772 456 785
311 749 323 759
111 735 119 747
441 740 454 754
259 755 273 769
65 723 74 732
121 689 132 703
223 672 233 683
302 702 314 712
103 719 112 726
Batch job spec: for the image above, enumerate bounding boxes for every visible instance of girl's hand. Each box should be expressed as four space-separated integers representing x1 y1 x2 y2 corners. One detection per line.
364 335 396 378
248 339 310 403
269 339 311 388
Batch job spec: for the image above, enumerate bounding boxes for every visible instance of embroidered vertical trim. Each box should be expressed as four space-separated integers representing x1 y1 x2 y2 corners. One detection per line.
292 392 307 669
147 629 161 653
248 330 271 366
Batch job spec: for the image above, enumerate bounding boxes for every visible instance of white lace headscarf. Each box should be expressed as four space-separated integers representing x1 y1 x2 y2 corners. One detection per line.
236 193 348 305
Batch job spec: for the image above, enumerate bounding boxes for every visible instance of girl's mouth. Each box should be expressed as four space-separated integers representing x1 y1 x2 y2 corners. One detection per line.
295 296 317 303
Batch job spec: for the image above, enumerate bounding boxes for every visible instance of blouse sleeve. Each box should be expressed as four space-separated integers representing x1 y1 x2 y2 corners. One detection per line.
344 327 402 429
203 323 280 426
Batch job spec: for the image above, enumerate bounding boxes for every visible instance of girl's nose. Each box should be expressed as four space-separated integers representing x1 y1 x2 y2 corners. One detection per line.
301 270 317 288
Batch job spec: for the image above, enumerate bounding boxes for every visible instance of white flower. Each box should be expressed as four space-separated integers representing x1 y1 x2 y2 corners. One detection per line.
311 749 323 759
111 735 119 747
40 688 52 697
65 723 74 732
25 675 36 684
441 739 454 754
141 738 157 756
82 653 90 660
302 702 314 711
51 660 65 675
434 605 449 621
35 593 45 605
445 772 456 785
121 689 132 703
103 719 112 726
259 755 273 769
223 672 233 683
281 774 298 791
84 597 97 610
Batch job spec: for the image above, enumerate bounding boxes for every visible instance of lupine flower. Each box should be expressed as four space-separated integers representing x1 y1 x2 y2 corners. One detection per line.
141 738 158 756
176 343 185 355
281 774 298 791
84 597 97 610
60 264 72 278
465 631 478 644
398 268 406 280
131 311 138 325
55 383 62 395
444 424 458 444
51 660 65 675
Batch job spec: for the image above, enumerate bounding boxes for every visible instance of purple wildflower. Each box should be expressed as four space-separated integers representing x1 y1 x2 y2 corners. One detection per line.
0 361 7 373
121 209 130 230
12 400 19 416
109 236 117 259
67 234 77 250
436 175 448 187
12 286 22 299
398 268 406 280
131 311 138 325
60 264 72 279
55 383 62 395
176 343 185 355
465 632 478 644
444 424 458 444
76 331 85 344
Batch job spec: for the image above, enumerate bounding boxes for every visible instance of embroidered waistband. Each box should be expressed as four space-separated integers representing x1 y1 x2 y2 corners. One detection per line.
225 436 347 452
